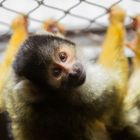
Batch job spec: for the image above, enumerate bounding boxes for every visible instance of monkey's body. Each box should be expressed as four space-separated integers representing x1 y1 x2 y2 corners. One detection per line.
1 35 119 140
2 64 118 140
117 16 140 140
4 77 88 140
0 6 129 140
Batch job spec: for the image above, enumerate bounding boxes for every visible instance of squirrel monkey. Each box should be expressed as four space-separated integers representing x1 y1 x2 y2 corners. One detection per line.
0 6 129 140
0 33 117 140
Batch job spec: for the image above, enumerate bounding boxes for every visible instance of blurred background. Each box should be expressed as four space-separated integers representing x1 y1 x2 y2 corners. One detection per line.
0 0 140 140
0 0 139 62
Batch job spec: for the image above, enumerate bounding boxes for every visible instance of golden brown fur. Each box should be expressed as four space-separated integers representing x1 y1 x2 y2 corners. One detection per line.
0 6 128 140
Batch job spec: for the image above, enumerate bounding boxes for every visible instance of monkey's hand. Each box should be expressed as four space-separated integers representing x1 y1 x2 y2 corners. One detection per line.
13 80 45 103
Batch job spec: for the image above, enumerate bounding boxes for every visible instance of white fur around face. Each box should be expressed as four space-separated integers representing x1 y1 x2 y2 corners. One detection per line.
125 106 140 124
123 69 140 125
126 69 140 104
76 62 119 104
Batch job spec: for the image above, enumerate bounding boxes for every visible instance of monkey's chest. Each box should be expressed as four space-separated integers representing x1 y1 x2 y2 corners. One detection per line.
12 104 95 140
35 107 89 140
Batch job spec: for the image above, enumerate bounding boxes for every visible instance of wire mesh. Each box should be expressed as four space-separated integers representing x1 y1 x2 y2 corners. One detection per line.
0 0 139 39
0 1 139 140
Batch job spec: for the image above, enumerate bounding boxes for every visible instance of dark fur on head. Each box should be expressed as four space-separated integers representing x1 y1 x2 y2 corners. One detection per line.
13 34 75 91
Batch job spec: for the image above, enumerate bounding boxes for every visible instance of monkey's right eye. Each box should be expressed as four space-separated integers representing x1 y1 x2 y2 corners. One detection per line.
59 52 67 62
52 68 61 77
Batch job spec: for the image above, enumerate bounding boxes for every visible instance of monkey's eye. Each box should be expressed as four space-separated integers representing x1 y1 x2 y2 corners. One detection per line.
59 52 67 62
52 67 61 77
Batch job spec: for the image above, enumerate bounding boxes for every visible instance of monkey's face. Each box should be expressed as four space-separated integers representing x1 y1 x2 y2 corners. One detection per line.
47 45 86 90
14 35 86 92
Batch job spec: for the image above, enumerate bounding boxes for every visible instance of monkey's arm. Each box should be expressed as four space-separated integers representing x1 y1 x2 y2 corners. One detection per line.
13 80 45 103
115 15 140 140
0 15 28 95
0 77 43 113
1 76 40 140
94 6 129 137
98 6 128 95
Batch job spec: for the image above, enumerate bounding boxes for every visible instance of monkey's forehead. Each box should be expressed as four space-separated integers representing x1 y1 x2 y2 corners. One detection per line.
24 34 75 48
14 34 76 67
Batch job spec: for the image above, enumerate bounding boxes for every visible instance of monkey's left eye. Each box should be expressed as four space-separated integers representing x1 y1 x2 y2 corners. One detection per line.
59 52 67 62
52 68 61 77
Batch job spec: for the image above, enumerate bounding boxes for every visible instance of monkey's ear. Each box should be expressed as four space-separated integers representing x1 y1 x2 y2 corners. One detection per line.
13 41 47 87
13 38 38 77
13 44 33 78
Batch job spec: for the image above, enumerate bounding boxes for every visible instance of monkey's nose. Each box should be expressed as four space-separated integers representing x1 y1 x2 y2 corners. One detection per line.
73 63 83 73
68 63 82 80
68 72 80 87
68 63 86 87
68 72 79 80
